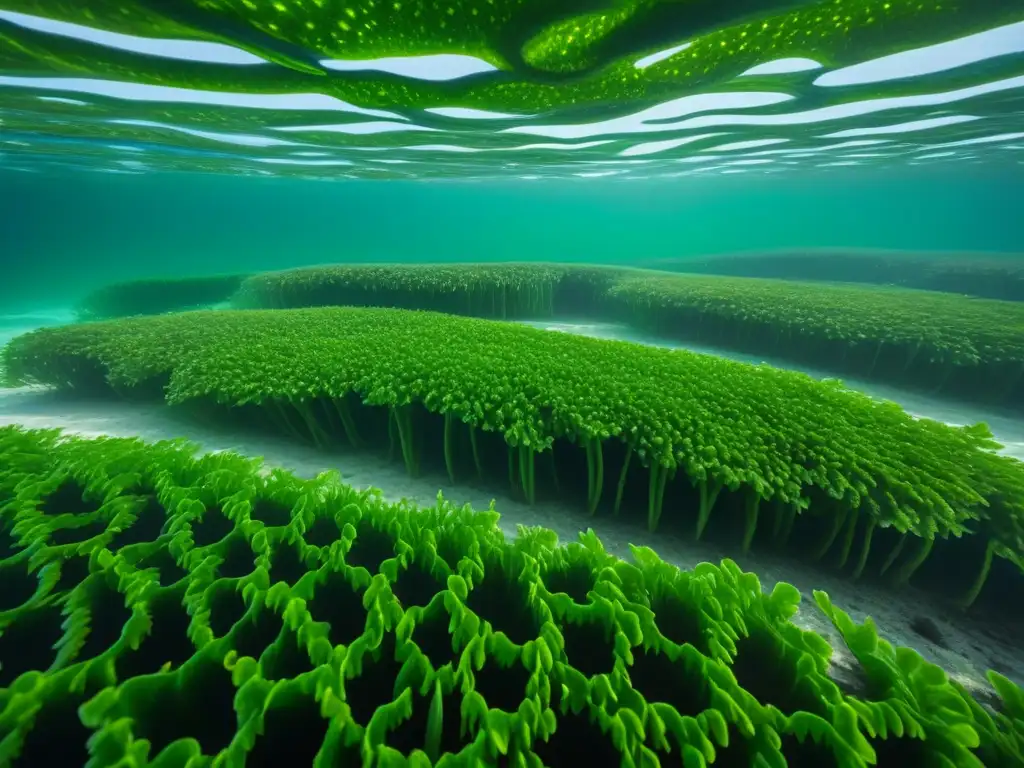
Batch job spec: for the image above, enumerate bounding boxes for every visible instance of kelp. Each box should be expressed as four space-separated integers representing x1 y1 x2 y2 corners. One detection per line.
4 307 1024 616
0 425 1022 767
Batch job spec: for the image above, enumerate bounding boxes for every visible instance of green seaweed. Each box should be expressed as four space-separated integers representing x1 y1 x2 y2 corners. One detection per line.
0 425 1022 766
4 305 1024 617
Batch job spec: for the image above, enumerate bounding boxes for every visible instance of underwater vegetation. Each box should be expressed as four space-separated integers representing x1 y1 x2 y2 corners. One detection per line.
4 305 1024 616
236 262 1024 406
1 424 1023 767
2 0 1023 177
643 250 1024 304
75 274 251 321
2 0 1018 112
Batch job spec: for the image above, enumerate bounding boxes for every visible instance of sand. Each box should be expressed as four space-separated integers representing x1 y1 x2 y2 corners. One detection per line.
2 313 1022 703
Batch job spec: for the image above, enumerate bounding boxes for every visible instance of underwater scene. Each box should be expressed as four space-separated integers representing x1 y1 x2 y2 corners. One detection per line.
2 1 1024 767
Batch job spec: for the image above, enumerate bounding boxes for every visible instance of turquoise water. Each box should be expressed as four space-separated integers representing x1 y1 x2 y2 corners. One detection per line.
3 167 1023 311
3 5 1024 310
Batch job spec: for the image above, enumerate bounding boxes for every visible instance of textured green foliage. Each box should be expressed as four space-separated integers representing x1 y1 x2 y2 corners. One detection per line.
233 263 621 319
232 262 1024 406
75 274 251 321
4 306 1024 614
1 425 1022 766
606 272 1024 405
642 250 1024 303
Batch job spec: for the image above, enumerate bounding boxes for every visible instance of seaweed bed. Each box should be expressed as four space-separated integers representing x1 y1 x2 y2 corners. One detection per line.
4 305 1024 620
233 264 1024 409
1 425 1023 767
74 263 1024 408
640 250 1024 303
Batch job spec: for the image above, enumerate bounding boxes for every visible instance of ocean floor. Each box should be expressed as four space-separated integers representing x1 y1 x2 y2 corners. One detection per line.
2 311 1023 703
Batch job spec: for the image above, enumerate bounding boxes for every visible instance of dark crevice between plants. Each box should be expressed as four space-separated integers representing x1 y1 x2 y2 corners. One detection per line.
51 554 92 595
267 541 307 586
207 586 249 638
473 658 532 714
867 734 934 768
303 516 340 549
232 606 285 664
129 657 238 760
39 478 100 516
779 732 843 767
391 560 444 610
49 517 109 547
262 625 314 681
541 562 596 604
215 534 255 580
628 647 711 719
307 571 368 648
135 547 188 587
0 603 64 686
679 723 751 768
412 608 460 671
0 522 22 561
343 521 396 576
651 593 709 656
344 632 400 728
249 499 293 529
189 509 234 548
116 587 194 681
245 695 332 767
0 563 37 611
11 692 93 767
531 699 621 767
435 535 463 572
560 616 617 678
730 627 827 717
465 558 542 646
77 576 132 662
385 686 469 760
108 496 168 550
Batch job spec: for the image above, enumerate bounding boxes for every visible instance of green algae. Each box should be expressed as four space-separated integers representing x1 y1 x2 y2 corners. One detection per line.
1 424 1022 766
5 302 1024 615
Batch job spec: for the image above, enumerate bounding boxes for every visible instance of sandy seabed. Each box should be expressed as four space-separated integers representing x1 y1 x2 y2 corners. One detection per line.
2 316 1023 703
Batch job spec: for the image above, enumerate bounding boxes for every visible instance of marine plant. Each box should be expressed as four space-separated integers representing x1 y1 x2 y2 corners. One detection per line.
75 274 250 321
232 263 1024 407
605 272 1024 406
4 307 1023 615
0 424 1022 766
232 263 621 320
641 250 1024 303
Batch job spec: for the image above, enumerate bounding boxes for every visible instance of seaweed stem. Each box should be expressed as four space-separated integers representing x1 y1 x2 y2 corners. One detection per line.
613 445 633 516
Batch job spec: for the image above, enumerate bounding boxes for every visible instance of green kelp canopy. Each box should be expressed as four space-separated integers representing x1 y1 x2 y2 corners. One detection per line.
2 0 1023 177
1 424 1023 766
4 307 1024 610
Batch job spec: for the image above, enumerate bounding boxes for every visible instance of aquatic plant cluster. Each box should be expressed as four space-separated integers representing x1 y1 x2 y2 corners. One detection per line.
2 0 1023 177
238 262 1024 404
5 304 1024 614
643 250 1024 303
1 424 1023 767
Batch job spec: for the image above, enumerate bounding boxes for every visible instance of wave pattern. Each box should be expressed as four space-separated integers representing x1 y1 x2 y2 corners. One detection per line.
0 0 1022 179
